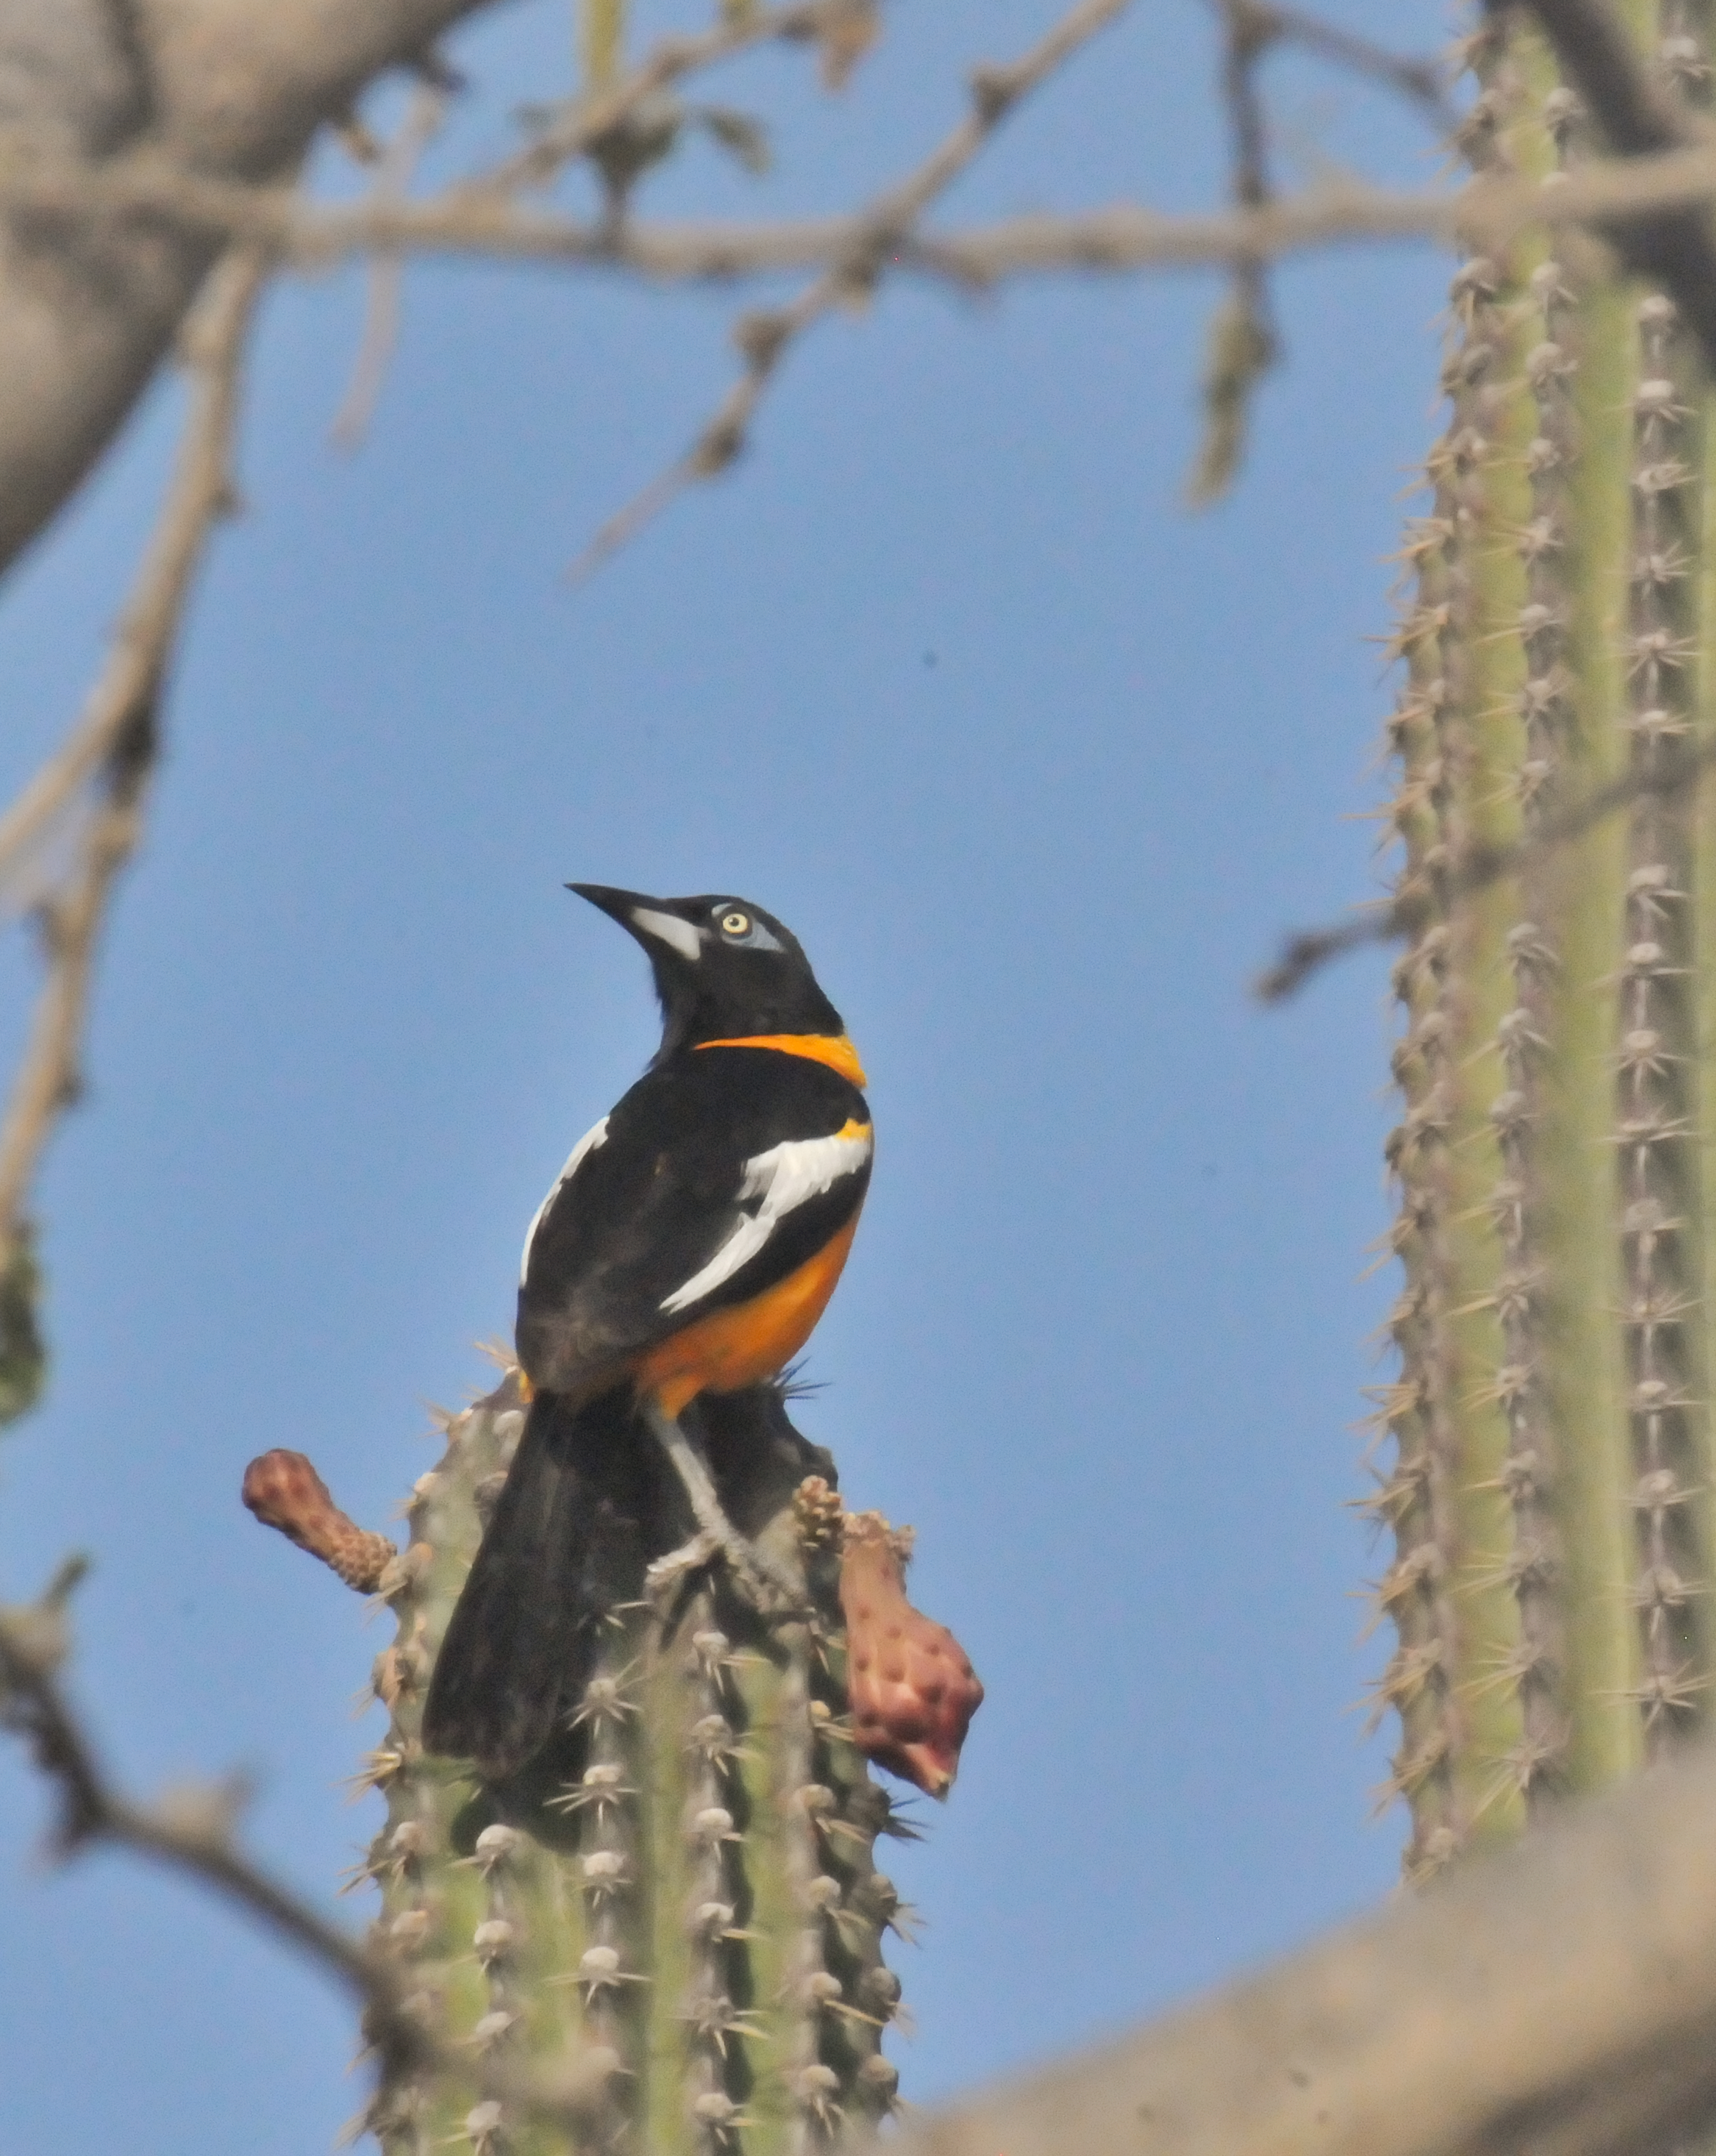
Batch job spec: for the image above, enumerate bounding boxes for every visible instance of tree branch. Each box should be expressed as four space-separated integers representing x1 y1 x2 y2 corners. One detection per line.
0 244 264 1285
328 78 449 450
570 0 1134 577
0 1555 426 2058
1256 735 1716 1001
17 130 1716 289
0 0 1700 586
473 0 885 198
0 0 505 579
1185 0 1280 506
0 1556 610 2136
1259 5 1455 130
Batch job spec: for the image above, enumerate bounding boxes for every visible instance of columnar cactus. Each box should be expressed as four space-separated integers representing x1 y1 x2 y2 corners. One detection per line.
1372 1 1716 1881
245 1369 980 2152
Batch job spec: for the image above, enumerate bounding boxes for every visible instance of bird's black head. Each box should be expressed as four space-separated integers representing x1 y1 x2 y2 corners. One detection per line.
570 885 846 1063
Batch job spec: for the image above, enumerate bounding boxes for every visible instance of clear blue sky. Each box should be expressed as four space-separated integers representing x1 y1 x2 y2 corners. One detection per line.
0 3 1450 2147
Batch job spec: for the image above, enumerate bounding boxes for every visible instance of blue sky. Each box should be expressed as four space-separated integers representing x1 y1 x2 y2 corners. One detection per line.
0 2 1451 2147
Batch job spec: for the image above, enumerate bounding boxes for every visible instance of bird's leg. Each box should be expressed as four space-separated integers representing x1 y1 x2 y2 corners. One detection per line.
643 1528 721 1605
639 1398 805 1611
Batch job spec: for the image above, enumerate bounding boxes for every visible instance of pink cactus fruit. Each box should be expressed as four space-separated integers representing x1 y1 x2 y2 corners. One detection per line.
839 1510 983 1799
243 1448 397 1593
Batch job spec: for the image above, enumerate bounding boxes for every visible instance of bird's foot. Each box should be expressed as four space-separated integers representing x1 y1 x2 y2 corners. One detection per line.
645 1529 721 1602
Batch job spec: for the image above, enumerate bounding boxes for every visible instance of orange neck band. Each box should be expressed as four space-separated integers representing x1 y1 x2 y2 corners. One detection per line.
694 1033 869 1087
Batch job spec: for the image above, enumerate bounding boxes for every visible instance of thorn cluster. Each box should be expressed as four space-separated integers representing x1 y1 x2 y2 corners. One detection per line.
1615 248 1710 1754
321 1373 930 2150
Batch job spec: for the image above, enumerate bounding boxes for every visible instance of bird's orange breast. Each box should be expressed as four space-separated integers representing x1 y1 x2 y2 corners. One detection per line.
631 1213 862 1418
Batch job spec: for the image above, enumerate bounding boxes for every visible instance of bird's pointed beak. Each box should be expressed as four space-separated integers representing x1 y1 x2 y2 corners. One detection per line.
568 883 703 963
568 882 648 923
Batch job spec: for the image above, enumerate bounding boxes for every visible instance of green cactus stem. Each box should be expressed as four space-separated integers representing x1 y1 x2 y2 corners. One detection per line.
246 1365 978 2152
1371 1 1716 1882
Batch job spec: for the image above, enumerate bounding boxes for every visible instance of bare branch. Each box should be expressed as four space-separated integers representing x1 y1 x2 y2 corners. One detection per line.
1256 736 1716 1001
0 246 264 1279
571 0 1134 573
0 1558 610 2135
0 0 508 578
0 1555 418 2043
915 144 1716 280
0 0 1694 589
1219 3 1274 229
1187 0 1279 506
330 80 449 450
1259 4 1455 130
476 0 877 197
17 129 1716 291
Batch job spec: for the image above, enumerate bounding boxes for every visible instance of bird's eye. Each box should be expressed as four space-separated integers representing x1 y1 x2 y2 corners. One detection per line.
720 910 752 938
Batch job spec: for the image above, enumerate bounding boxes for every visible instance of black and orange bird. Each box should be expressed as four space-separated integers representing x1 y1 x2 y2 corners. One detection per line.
423 886 872 1776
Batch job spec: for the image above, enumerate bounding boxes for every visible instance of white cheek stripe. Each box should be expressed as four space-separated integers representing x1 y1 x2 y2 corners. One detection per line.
630 907 702 962
520 1115 609 1282
660 1123 872 1315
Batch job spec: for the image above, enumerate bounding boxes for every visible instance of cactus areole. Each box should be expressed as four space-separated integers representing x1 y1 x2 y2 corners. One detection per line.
354 1379 938 2153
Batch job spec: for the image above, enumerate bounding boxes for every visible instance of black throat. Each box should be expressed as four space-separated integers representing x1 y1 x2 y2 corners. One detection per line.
650 968 845 1065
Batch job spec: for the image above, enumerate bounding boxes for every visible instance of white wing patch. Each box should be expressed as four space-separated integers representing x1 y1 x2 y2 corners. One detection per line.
520 1116 609 1283
660 1122 872 1315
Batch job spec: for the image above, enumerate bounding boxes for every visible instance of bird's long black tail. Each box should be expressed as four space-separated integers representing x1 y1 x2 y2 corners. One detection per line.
422 1386 664 1779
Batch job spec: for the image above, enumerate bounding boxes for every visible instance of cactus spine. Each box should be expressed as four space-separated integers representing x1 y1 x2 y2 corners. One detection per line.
339 1371 940 2154
1373 2 1716 1881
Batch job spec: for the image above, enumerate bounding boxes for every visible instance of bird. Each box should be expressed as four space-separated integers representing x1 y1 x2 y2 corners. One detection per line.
423 885 872 1777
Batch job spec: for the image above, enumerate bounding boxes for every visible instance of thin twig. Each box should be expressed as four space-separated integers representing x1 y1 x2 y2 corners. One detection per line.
1257 736 1716 1001
0 260 257 889
1187 0 1280 505
0 1561 608 2133
478 0 870 196
330 82 449 450
1262 4 1456 130
1222 3 1274 228
0 248 267 1277
0 723 127 900
570 0 1134 577
0 1557 423 2057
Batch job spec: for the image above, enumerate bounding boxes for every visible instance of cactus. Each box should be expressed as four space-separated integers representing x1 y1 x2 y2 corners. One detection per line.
1371 2 1716 1882
244 1367 980 2154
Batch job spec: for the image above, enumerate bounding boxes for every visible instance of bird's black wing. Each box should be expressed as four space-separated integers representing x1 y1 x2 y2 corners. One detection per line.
515 1047 871 1395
